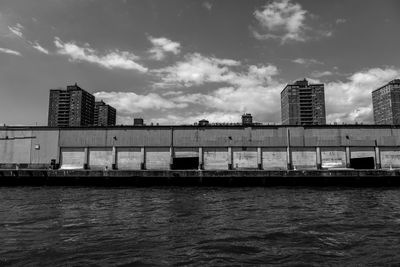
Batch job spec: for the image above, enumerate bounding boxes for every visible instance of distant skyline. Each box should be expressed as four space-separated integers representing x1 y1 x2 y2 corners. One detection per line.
1 0 400 125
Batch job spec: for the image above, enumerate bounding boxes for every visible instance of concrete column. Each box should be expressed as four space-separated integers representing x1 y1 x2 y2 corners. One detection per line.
228 147 233 170
112 146 117 170
375 146 381 169
257 147 262 170
345 146 351 168
198 147 204 170
316 147 322 169
84 147 89 170
286 129 292 170
140 147 146 170
169 146 174 170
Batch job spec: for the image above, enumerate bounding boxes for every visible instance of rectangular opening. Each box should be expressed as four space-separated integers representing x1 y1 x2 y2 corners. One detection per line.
172 157 199 170
350 157 375 169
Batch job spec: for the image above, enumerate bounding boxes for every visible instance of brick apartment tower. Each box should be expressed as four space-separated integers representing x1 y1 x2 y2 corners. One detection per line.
281 79 326 125
48 83 95 127
94 101 116 126
372 79 400 124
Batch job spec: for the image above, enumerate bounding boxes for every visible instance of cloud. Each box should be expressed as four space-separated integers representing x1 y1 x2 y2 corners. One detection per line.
148 36 181 60
8 23 23 38
202 1 213 11
253 0 307 42
93 91 187 116
0 47 22 56
152 52 282 123
252 0 331 43
153 53 279 88
326 67 400 123
31 41 49 54
311 70 333 78
292 58 323 65
54 37 148 72
336 18 347 24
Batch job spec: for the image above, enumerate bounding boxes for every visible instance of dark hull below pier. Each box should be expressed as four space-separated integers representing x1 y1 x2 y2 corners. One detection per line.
1 169 400 186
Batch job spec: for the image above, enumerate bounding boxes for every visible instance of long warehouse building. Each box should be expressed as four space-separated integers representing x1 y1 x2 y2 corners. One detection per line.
1 125 400 170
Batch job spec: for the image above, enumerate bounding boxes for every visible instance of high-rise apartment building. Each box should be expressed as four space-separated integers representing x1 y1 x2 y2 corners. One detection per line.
94 101 116 126
372 79 400 125
281 79 326 125
48 84 95 127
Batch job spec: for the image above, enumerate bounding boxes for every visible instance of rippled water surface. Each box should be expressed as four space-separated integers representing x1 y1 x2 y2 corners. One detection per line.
1 187 400 266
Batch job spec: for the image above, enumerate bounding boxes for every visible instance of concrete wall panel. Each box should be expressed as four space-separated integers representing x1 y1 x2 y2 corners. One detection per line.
262 148 287 170
292 148 316 169
89 148 113 170
232 148 257 169
146 147 170 170
321 148 346 168
351 147 375 159
380 148 400 168
0 130 32 164
117 147 142 170
204 148 228 170
60 148 85 169
30 130 59 164
174 147 198 158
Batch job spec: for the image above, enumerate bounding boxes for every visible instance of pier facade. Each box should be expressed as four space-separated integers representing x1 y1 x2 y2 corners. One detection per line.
1 125 400 171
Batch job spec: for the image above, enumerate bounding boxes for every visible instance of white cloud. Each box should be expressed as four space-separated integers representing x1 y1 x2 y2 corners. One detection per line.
252 0 332 43
336 18 347 24
54 37 148 72
152 111 243 125
148 36 181 60
253 0 307 42
8 23 23 38
93 91 187 117
32 41 49 54
292 58 323 65
0 47 22 56
326 67 400 124
311 70 333 78
153 53 279 88
202 1 213 11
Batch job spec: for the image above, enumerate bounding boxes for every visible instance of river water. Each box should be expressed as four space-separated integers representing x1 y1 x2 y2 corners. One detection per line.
1 187 400 266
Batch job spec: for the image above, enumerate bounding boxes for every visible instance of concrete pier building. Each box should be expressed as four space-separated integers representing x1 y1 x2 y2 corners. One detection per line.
1 125 400 171
281 79 326 125
372 79 400 125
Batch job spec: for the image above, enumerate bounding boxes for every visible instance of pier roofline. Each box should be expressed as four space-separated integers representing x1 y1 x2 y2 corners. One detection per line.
1 124 400 131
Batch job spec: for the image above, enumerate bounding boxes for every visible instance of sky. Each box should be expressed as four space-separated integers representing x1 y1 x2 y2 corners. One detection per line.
0 0 400 126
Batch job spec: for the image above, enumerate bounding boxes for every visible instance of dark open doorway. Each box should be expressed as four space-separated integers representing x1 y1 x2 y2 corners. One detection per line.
350 157 375 169
172 157 199 170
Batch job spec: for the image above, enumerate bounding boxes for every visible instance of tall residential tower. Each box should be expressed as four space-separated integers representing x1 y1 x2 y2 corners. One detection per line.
94 101 116 126
48 84 115 127
281 79 326 125
372 79 400 125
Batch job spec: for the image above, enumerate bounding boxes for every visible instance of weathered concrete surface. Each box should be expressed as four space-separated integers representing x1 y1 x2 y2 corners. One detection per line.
321 148 346 168
1 169 400 186
60 148 85 169
89 148 113 170
203 148 228 170
232 148 258 169
116 147 142 170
